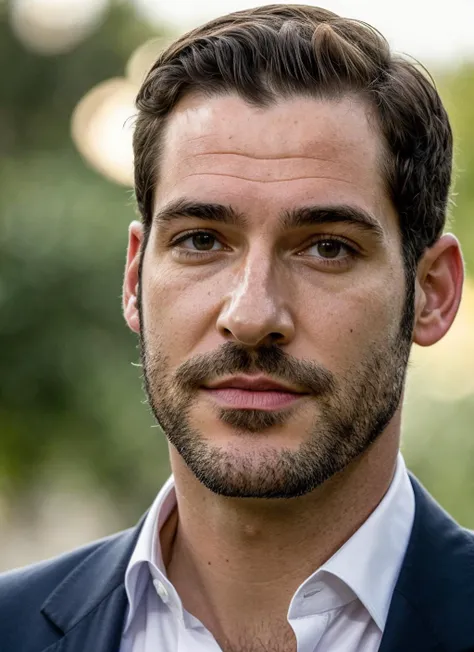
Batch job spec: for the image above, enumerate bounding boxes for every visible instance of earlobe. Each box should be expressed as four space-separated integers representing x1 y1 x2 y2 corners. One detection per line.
413 234 464 347
123 221 144 334
124 294 140 334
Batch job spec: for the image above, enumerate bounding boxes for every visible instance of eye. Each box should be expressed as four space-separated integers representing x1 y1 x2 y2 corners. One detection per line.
305 238 354 260
175 231 223 252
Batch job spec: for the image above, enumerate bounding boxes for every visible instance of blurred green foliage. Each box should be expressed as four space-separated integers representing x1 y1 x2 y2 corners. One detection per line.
441 65 474 270
0 3 473 525
0 3 166 517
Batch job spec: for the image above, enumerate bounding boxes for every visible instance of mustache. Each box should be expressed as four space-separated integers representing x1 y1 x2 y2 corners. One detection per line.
173 342 336 396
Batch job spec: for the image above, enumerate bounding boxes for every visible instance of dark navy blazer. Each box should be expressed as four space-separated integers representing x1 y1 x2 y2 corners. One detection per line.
1 475 474 652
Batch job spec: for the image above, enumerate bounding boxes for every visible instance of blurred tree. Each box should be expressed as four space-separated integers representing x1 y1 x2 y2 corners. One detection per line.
440 65 474 271
0 2 169 518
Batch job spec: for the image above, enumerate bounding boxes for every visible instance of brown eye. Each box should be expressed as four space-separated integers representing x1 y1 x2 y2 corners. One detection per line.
172 230 224 256
315 240 344 259
303 238 355 263
191 233 217 250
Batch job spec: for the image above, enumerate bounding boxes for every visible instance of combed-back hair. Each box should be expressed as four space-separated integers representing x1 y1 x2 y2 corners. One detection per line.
133 4 452 271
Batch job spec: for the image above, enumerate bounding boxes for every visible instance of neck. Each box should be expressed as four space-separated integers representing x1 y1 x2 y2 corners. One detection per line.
161 427 399 643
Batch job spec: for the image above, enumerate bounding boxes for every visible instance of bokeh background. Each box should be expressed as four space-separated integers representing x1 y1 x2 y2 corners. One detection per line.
1 0 473 571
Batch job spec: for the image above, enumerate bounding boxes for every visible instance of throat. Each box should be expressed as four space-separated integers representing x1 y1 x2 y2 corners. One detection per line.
164 519 304 651
216 621 297 652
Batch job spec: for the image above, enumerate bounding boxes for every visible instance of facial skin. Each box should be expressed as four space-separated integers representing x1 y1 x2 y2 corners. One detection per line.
124 93 463 499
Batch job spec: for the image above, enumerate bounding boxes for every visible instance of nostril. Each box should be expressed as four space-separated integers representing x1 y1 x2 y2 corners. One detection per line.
269 331 285 343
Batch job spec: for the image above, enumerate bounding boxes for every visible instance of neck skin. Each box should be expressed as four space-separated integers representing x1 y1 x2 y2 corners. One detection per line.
160 418 400 644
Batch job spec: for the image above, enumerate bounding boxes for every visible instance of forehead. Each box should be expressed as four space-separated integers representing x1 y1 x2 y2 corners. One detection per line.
155 93 391 224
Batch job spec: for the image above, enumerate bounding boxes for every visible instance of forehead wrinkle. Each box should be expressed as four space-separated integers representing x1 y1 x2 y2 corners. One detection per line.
182 172 358 185
190 152 334 162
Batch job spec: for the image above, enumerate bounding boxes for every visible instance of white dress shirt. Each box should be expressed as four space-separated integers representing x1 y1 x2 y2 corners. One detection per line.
120 453 415 652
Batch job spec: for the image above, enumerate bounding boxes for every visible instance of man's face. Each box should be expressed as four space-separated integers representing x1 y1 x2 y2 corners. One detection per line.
133 94 412 498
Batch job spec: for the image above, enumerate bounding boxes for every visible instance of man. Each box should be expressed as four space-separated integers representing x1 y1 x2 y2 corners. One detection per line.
0 4 469 651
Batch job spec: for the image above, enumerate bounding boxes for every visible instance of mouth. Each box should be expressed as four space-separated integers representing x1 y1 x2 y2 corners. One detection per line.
201 375 309 411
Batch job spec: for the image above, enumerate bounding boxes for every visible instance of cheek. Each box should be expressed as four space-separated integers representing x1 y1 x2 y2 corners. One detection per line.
141 260 222 360
296 271 405 372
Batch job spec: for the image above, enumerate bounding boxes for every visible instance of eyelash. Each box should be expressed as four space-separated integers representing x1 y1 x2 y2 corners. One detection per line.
169 229 227 259
299 235 360 269
169 229 359 265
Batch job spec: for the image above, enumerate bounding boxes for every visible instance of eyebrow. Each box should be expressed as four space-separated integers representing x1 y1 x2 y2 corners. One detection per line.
153 199 246 227
153 199 384 241
280 205 385 240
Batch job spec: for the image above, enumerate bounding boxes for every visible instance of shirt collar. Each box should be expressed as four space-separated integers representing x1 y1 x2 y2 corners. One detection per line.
315 452 415 630
123 453 414 633
123 475 176 632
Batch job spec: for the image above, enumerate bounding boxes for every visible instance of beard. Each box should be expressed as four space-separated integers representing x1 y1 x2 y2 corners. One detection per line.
138 283 415 499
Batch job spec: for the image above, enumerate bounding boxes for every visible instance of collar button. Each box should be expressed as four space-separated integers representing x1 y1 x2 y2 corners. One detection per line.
153 579 170 603
303 583 324 599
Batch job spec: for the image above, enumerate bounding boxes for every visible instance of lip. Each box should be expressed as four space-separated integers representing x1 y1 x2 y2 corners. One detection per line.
202 375 309 410
204 375 307 393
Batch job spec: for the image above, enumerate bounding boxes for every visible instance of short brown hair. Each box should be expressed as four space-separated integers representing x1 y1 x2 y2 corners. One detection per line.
133 4 452 271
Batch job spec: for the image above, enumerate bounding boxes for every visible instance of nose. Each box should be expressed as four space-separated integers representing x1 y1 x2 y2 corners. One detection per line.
216 251 295 348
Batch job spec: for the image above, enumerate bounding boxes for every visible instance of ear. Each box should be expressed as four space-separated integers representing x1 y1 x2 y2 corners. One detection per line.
123 221 144 334
413 234 464 347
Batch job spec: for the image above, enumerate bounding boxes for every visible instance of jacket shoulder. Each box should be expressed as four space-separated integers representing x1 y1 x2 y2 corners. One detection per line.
0 531 129 652
394 476 474 650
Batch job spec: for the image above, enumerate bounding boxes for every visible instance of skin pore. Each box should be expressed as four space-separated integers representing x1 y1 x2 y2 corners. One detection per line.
123 94 463 651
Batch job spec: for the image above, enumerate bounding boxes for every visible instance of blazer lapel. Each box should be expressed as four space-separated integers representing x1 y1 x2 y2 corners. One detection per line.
378 590 443 652
41 584 128 652
40 514 146 652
